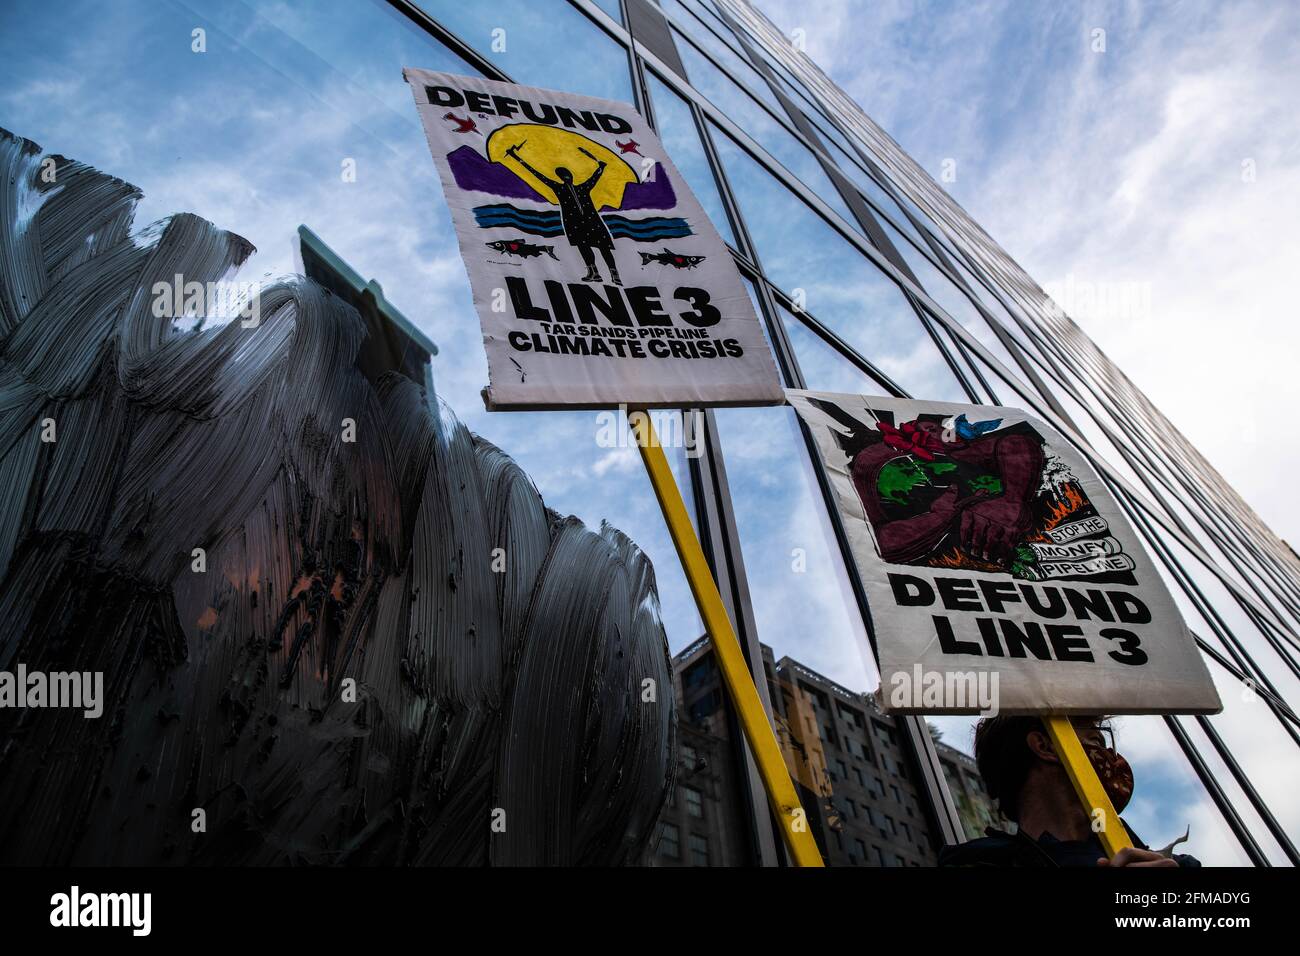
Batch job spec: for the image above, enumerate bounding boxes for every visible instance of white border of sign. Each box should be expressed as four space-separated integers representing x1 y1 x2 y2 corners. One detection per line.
788 389 1222 716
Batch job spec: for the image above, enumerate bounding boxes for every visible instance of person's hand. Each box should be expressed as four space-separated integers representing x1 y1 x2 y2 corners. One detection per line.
1097 847 1179 867
959 495 1030 562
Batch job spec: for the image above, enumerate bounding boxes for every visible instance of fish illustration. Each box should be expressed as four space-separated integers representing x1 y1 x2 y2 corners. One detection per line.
639 248 706 269
486 238 560 260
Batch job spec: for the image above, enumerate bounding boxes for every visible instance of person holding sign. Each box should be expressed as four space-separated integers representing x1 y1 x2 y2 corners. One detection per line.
505 142 622 287
938 716 1200 867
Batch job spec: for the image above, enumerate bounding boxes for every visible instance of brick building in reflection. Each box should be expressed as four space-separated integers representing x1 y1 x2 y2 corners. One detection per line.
652 637 998 866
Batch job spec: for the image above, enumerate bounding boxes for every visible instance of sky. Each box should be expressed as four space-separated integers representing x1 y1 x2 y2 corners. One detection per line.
1 0 1295 864
750 0 1300 551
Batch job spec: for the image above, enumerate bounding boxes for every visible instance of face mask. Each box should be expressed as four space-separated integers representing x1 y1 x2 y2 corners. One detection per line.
1087 746 1134 813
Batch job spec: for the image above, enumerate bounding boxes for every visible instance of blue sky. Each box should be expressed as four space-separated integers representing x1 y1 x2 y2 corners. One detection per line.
1 0 1294 863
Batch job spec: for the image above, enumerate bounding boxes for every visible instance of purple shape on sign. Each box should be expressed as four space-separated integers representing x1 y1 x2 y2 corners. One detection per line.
447 146 679 211
620 165 676 210
448 146 547 201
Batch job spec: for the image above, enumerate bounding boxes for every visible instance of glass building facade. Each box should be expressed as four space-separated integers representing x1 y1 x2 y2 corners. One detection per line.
2 0 1296 866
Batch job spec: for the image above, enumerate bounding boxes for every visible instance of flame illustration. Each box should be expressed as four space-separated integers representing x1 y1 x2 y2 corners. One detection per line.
929 546 1001 572
1035 483 1087 538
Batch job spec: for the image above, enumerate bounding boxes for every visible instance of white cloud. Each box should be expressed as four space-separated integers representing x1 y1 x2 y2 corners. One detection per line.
592 446 640 477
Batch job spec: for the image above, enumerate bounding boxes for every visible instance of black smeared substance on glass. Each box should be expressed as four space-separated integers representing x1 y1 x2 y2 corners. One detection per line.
0 128 675 865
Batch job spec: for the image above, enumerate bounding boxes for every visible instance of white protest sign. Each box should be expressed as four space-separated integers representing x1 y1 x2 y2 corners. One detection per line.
787 389 1221 716
405 68 783 410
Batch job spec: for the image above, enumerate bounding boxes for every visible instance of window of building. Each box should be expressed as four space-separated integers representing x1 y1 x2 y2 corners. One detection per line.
659 822 680 859
688 833 710 867
874 721 897 746
683 659 714 692
674 35 861 231
681 744 698 772
708 125 971 403
684 786 704 818
881 221 1024 366
644 71 737 246
689 689 721 722
671 22 786 116
661 0 748 65
777 305 884 395
587 0 623 24
429 0 632 102
837 702 863 728
800 683 828 711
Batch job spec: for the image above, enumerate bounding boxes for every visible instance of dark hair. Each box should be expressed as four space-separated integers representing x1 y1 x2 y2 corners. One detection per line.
974 715 1113 822
973 716 1042 823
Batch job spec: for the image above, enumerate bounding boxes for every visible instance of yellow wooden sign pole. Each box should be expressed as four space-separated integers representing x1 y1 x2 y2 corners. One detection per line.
1043 716 1133 859
630 409 824 867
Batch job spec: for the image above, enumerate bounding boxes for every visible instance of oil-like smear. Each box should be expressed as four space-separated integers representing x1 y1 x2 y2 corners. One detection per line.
0 127 675 865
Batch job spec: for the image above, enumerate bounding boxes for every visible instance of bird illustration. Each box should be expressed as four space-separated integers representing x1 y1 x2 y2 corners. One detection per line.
443 111 481 134
615 138 644 157
951 413 1002 440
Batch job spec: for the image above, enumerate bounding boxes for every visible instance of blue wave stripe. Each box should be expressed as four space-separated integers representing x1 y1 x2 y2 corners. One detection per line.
476 214 560 226
607 224 692 240
472 205 693 242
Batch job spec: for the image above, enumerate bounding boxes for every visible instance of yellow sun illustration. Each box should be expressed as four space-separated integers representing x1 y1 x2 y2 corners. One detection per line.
487 123 637 210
